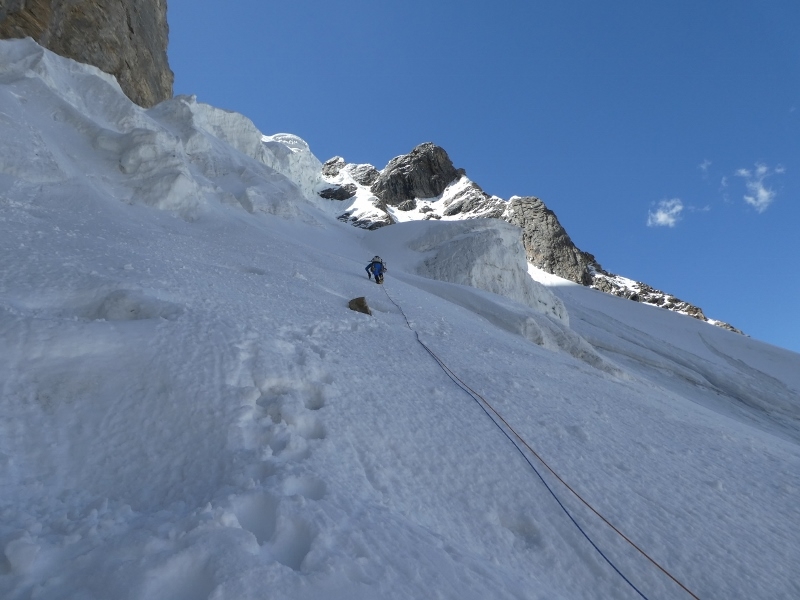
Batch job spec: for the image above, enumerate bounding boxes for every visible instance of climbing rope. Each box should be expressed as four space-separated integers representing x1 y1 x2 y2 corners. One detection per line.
379 282 700 600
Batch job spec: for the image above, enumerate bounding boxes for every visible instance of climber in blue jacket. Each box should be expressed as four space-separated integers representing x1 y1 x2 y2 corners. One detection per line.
365 256 386 284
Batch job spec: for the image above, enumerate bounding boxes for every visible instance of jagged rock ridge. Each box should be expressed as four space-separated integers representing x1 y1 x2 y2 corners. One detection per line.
0 0 173 107
370 142 461 205
505 196 597 286
319 142 742 333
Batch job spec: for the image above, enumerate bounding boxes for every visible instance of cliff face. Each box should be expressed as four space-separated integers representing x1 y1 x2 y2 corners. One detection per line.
370 143 461 206
504 196 597 286
0 0 173 107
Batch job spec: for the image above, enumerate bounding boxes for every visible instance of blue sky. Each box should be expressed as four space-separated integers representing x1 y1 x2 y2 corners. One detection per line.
167 1 799 353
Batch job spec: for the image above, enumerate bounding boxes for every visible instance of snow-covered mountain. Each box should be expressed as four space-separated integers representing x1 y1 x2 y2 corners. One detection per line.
2 39 799 600
320 145 742 333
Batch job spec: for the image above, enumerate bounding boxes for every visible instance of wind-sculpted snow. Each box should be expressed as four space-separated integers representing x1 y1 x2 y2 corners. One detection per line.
0 38 322 223
360 220 628 373
0 37 150 129
2 39 800 600
261 133 326 204
407 276 622 376
375 219 568 324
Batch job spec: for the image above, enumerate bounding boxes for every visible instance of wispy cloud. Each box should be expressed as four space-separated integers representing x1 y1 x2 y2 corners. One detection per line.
735 162 785 213
699 159 712 174
647 198 684 227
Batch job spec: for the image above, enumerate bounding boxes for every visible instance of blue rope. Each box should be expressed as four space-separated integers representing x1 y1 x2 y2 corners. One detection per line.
381 284 650 600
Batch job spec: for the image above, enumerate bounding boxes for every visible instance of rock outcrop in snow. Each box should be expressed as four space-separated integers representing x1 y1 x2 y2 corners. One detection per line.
370 142 461 206
321 156 380 187
0 0 173 107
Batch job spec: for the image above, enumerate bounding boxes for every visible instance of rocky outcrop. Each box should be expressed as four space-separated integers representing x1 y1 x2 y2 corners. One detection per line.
321 156 345 178
337 208 393 230
347 162 380 187
318 183 357 200
588 273 741 331
322 157 379 187
397 198 417 211
592 274 705 314
0 0 173 107
348 297 371 315
503 197 598 286
371 142 461 205
443 180 506 218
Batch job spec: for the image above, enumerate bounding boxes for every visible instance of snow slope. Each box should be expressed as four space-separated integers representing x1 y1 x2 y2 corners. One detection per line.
1 40 799 600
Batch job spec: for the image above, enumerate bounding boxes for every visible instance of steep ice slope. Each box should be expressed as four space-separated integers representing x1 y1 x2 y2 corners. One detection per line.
1 39 799 600
534 268 800 444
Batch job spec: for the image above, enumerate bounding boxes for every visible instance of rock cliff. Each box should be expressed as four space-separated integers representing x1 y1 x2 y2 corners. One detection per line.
370 142 461 206
0 0 173 107
504 196 597 286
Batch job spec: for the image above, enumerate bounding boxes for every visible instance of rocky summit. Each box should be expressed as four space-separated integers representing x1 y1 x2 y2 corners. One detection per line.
319 142 741 333
370 142 462 206
0 0 173 107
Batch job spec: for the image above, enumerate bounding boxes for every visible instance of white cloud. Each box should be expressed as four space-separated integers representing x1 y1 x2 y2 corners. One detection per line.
735 162 785 213
743 181 775 213
647 198 684 227
699 159 712 173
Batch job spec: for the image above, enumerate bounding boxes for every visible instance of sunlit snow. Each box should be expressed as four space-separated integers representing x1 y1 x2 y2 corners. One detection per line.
1 39 799 600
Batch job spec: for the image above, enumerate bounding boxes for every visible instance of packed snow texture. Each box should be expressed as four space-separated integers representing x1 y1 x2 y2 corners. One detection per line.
2 39 800 600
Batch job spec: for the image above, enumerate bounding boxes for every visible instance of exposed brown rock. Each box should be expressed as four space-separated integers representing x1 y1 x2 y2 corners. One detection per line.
319 184 357 201
0 0 173 107
348 297 371 316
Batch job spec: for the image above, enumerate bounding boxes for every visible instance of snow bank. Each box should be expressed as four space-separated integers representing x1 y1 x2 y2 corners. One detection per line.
261 133 326 204
0 38 325 222
0 37 149 130
371 219 568 323
359 220 631 373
